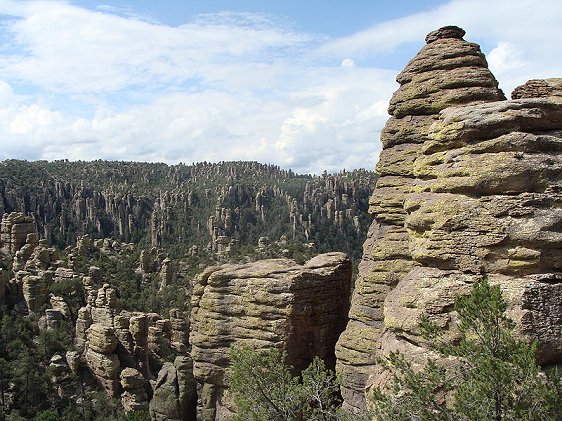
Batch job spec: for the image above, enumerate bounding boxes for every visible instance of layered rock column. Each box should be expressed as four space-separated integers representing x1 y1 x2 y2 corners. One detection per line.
337 26 562 412
0 212 36 254
336 26 508 411
189 252 352 420
85 323 121 396
149 356 197 421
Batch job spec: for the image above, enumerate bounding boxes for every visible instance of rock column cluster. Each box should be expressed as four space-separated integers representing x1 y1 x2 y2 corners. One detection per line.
0 212 36 255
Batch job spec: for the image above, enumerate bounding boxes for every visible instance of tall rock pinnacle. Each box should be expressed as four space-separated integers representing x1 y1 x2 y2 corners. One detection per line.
389 25 504 119
335 26 562 413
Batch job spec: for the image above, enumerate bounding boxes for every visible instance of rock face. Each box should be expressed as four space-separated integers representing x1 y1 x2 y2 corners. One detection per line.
0 212 36 254
149 356 197 421
336 26 562 412
190 252 352 420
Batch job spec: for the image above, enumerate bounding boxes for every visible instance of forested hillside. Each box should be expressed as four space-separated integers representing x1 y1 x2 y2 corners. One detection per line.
0 160 376 259
0 159 376 420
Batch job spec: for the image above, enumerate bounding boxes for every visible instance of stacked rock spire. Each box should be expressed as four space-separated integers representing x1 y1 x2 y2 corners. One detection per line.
336 26 562 412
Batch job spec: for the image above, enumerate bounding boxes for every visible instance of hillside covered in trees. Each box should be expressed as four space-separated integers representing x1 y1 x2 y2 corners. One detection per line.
0 160 376 259
0 158 375 419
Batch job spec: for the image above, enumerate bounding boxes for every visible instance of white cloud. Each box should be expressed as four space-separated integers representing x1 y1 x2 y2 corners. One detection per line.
0 2 314 93
319 0 562 95
0 0 560 173
487 42 526 73
0 80 14 107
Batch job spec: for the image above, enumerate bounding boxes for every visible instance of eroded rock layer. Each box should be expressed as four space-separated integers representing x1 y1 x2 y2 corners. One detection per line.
336 26 562 412
189 252 352 420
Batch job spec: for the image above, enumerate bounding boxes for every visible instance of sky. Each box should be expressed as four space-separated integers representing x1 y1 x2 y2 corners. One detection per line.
0 1 561 174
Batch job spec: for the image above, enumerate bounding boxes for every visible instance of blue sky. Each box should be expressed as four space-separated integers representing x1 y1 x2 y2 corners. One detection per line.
0 0 560 174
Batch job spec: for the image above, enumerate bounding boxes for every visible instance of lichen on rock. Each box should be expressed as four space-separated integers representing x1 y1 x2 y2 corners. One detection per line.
336 25 562 412
189 252 352 419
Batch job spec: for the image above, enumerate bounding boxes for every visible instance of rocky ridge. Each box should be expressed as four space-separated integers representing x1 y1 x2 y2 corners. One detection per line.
336 26 562 412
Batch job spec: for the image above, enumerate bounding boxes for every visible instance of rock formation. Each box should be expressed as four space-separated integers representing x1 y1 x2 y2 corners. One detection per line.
159 257 176 290
0 212 36 254
48 354 73 399
0 161 374 260
336 26 562 412
189 252 352 420
75 279 191 411
120 367 149 412
85 323 121 396
21 273 48 313
149 356 197 421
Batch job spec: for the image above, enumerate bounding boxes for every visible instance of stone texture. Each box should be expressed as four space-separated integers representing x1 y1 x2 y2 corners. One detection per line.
336 26 562 412
12 232 38 271
38 308 64 331
120 367 149 412
87 323 118 355
149 356 197 421
511 78 562 100
114 314 136 369
21 274 47 313
90 283 118 325
190 252 352 419
85 347 121 397
169 308 189 354
84 323 121 396
387 29 504 119
0 212 36 255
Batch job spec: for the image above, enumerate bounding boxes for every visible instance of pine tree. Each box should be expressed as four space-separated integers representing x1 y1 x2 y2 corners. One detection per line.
229 347 348 421
229 347 303 421
372 278 562 420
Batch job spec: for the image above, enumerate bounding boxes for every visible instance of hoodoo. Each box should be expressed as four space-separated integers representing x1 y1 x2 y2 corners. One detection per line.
335 26 562 412
190 253 352 419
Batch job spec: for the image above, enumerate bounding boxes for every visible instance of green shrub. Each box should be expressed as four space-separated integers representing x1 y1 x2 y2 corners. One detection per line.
229 347 357 421
371 278 562 421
